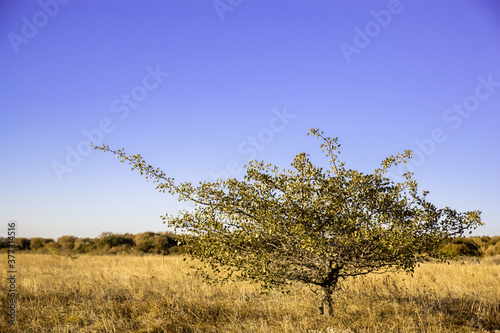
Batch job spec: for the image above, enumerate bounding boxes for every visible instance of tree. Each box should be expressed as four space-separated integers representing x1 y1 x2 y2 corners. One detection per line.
74 237 96 253
58 235 77 251
95 232 134 253
440 237 481 257
30 237 55 251
93 129 482 315
14 237 30 251
133 232 156 253
152 232 178 254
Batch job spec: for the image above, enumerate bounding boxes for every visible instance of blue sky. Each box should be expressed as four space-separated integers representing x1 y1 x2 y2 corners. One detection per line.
1 0 499 239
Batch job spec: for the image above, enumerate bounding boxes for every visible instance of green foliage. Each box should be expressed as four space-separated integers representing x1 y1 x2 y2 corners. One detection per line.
434 236 500 257
94 129 483 315
133 232 156 253
3 232 180 255
44 241 61 255
485 242 500 257
150 232 179 254
95 232 134 252
440 238 481 257
133 231 180 254
15 237 30 250
481 236 500 256
468 236 500 257
73 238 96 253
58 235 78 251
30 237 55 251
0 237 11 249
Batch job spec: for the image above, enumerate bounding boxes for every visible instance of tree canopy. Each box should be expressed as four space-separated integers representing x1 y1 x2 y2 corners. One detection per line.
93 129 482 315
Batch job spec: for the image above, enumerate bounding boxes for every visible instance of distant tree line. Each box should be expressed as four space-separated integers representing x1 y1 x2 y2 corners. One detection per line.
0 231 183 255
0 233 499 257
439 236 500 257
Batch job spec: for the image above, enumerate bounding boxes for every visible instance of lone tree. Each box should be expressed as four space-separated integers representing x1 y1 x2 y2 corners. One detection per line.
93 129 482 315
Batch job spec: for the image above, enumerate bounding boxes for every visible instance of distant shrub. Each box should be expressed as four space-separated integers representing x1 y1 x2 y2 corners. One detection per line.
74 238 96 253
488 236 500 248
96 232 134 253
441 238 481 257
485 242 500 257
30 237 55 251
465 236 500 257
131 232 179 254
0 237 10 249
152 232 178 254
5 231 183 255
58 235 77 251
105 244 134 254
44 241 61 254
14 237 30 250
134 232 156 253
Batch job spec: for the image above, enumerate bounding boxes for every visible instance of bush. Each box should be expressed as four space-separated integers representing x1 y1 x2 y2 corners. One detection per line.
30 237 55 251
441 238 481 257
96 232 134 253
466 236 500 257
105 244 134 254
133 232 156 253
44 241 61 254
74 238 96 253
152 232 178 254
14 237 30 250
485 242 500 257
2 231 183 255
132 232 178 254
58 235 77 251
0 237 10 249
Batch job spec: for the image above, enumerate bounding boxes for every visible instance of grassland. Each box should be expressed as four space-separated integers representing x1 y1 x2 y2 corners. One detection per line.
1 254 500 332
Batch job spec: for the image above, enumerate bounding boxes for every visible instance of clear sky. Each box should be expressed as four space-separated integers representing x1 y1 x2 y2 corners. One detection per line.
1 0 499 240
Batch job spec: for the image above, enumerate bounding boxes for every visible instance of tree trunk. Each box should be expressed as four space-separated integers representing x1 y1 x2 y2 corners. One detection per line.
318 286 334 316
318 264 340 315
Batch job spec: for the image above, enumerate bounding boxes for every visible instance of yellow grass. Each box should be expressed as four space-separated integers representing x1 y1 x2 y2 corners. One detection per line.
1 254 499 332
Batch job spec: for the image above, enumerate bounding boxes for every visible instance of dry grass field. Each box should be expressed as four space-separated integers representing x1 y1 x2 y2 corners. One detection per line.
1 254 500 332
